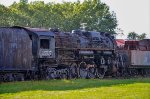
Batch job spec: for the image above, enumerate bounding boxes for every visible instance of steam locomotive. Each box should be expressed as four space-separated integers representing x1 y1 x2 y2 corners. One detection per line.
0 26 149 81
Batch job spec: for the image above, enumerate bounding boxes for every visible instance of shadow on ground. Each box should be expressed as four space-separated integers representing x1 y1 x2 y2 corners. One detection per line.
0 78 150 94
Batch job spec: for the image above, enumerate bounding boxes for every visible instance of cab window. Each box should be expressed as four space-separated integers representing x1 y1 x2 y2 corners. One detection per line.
40 39 50 49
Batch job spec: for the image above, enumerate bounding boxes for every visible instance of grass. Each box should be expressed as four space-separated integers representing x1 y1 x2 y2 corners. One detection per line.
0 78 150 99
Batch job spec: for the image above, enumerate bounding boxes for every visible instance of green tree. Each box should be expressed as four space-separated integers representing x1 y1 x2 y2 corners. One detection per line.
0 0 118 33
0 4 12 26
127 32 147 40
137 33 146 40
127 32 138 40
20 0 28 4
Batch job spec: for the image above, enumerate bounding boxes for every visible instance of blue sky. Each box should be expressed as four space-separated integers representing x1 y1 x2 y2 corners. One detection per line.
0 0 150 39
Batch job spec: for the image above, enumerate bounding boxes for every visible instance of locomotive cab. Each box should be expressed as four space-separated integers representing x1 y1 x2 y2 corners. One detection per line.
38 34 55 59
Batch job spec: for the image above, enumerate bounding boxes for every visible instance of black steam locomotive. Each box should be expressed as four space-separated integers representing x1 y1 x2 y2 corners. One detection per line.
0 26 149 81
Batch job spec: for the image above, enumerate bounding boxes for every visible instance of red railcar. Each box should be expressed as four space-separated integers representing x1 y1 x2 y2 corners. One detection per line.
116 39 150 76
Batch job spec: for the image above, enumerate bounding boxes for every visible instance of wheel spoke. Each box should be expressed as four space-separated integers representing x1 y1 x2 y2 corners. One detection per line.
96 66 107 78
79 68 88 78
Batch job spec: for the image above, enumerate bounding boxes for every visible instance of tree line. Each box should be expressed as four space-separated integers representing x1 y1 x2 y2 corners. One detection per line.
0 0 117 33
127 32 147 40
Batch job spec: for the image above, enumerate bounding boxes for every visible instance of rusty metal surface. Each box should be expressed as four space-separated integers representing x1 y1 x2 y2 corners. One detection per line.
139 39 150 50
124 40 139 50
131 50 150 66
56 47 115 51
0 27 32 70
55 31 116 49
117 50 130 67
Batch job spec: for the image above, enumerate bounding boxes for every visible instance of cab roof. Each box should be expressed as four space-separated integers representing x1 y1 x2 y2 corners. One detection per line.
12 26 55 37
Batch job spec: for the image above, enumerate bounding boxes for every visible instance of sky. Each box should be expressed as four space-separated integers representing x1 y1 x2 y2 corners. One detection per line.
0 0 150 39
